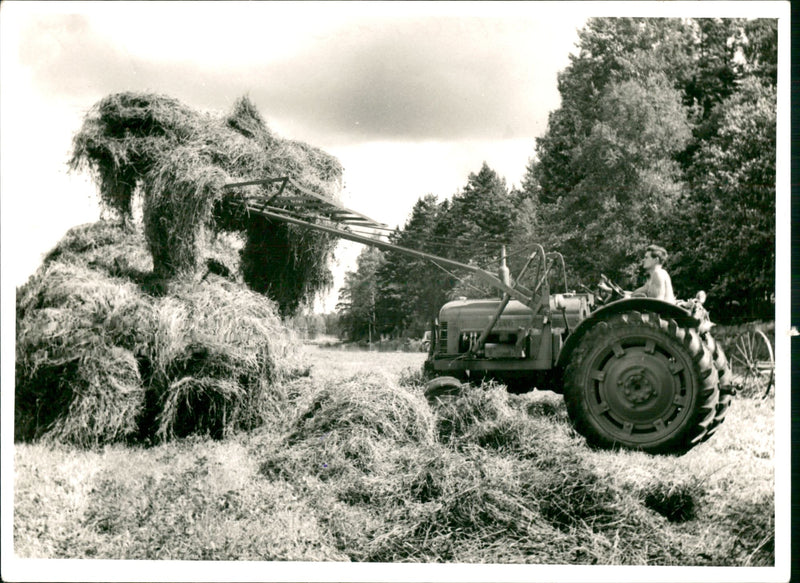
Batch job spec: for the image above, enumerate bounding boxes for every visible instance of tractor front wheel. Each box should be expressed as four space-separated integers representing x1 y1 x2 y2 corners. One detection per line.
564 311 719 455
424 376 464 405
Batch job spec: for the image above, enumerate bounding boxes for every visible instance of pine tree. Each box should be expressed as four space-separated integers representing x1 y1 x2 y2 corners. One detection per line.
336 247 385 342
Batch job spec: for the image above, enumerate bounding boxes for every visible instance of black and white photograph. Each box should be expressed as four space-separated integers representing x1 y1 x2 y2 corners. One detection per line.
1 1 790 582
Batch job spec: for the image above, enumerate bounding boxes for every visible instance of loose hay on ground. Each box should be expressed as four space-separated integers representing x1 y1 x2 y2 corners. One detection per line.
433 382 533 449
249 374 683 564
287 373 435 446
257 373 435 482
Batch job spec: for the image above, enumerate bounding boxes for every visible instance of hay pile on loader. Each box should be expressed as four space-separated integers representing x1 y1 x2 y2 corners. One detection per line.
69 92 341 312
15 93 342 446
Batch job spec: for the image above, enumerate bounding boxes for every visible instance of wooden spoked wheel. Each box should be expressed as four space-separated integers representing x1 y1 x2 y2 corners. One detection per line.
730 329 775 397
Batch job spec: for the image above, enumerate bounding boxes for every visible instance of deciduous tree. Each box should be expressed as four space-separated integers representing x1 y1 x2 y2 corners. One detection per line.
518 17 776 321
671 77 776 319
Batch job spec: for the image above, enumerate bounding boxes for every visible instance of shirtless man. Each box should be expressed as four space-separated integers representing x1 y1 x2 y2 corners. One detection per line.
630 244 675 303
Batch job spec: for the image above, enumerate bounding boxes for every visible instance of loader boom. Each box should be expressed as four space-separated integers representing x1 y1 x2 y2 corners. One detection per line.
225 176 533 304
254 207 530 304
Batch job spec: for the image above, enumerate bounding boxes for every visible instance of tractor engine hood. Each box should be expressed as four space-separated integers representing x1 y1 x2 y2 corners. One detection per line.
438 295 592 332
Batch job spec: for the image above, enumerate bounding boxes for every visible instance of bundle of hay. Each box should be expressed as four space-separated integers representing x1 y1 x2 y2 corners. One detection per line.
287 373 434 446
145 278 301 441
15 221 303 446
42 219 154 281
259 373 435 481
18 93 344 445
15 261 152 446
433 382 531 449
69 92 342 315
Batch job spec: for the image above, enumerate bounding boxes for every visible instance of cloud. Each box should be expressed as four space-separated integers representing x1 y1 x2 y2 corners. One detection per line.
2 5 581 290
15 10 580 144
18 14 228 110
251 17 562 142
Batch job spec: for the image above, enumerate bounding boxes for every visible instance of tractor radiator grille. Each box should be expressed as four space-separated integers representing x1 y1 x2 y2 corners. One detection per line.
438 322 448 353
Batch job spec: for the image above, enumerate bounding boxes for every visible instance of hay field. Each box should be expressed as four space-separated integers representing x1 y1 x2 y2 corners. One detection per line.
14 345 774 566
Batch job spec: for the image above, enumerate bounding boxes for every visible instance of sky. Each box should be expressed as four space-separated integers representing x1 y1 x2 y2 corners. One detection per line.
0 1 592 312
1 1 785 313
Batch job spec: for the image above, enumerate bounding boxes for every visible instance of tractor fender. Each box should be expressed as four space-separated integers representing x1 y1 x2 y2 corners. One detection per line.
556 298 696 369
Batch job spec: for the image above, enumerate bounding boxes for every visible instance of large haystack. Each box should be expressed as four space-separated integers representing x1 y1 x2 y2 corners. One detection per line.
69 92 342 315
15 221 304 446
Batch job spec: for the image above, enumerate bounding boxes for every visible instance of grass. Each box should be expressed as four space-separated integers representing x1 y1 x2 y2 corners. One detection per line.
14 438 345 561
13 346 775 567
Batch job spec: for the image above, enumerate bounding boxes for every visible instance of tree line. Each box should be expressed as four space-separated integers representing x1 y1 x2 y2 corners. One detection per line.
336 17 777 341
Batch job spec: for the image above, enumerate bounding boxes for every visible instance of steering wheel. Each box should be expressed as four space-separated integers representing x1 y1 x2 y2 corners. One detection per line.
599 274 626 298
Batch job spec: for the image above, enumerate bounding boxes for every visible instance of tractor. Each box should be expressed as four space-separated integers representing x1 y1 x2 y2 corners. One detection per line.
224 177 734 455
422 247 733 455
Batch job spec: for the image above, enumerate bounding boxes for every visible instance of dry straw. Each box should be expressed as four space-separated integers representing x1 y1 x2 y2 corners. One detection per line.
15 261 151 445
257 373 435 484
147 279 303 441
15 221 304 446
19 90 349 444
287 373 435 446
69 92 342 315
254 379 677 563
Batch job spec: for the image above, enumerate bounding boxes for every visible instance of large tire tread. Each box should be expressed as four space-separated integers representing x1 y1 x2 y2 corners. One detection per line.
700 333 734 441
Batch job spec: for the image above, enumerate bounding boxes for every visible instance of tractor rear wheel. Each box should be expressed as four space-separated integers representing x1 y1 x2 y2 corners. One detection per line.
563 311 719 455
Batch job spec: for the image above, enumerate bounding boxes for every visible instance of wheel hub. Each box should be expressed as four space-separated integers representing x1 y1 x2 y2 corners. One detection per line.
602 350 677 424
619 370 656 405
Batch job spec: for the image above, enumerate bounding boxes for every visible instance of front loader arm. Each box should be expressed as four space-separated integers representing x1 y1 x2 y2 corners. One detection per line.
252 206 532 304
